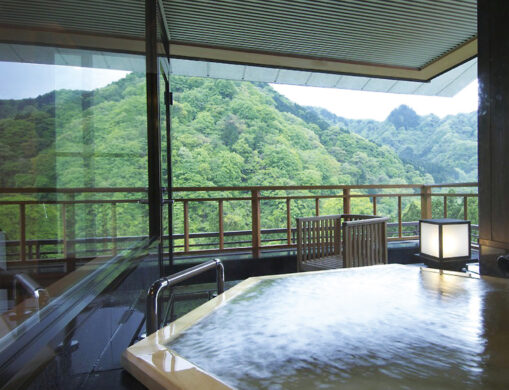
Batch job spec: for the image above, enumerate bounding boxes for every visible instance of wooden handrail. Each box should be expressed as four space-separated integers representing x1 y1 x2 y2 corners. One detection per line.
0 183 441 194
342 216 389 226
426 182 477 188
0 187 146 194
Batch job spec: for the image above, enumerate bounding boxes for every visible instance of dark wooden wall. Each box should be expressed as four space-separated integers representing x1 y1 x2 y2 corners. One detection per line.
478 0 509 276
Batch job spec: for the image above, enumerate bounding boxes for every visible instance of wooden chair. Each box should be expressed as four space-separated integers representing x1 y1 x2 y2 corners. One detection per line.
296 214 388 271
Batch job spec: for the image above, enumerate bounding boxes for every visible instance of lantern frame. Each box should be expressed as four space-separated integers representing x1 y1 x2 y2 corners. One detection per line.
419 218 471 269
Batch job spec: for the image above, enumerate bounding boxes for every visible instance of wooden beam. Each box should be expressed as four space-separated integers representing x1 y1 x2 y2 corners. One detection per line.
0 25 476 82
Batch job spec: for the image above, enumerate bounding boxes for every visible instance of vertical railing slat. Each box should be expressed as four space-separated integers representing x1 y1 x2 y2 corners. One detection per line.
112 202 118 256
297 219 302 271
398 196 402 238
66 193 76 262
20 203 26 262
251 190 261 258
322 219 326 258
371 224 374 265
286 198 291 245
61 203 67 259
312 220 317 259
218 200 224 250
183 200 189 252
305 221 308 263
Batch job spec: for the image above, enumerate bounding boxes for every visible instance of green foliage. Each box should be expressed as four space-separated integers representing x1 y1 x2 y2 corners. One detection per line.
386 104 421 130
310 104 477 183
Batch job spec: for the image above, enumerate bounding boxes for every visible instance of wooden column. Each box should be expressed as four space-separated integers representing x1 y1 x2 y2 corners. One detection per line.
343 189 351 215
478 0 509 276
420 186 432 219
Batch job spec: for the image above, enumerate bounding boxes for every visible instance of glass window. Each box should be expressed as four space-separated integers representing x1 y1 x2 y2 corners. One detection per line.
0 43 149 349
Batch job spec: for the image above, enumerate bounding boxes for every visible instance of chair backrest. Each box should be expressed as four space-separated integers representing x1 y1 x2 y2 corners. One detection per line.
296 215 342 272
341 215 389 268
296 214 389 271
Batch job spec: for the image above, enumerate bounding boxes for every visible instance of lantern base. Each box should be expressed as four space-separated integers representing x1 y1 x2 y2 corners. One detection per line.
414 253 469 272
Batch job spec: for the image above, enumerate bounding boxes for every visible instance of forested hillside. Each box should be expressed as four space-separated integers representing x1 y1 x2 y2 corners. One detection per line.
0 73 477 252
310 104 478 183
171 78 430 188
0 74 430 189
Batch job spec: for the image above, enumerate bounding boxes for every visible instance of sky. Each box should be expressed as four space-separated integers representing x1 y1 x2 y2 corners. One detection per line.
0 61 477 121
0 61 130 100
271 80 478 121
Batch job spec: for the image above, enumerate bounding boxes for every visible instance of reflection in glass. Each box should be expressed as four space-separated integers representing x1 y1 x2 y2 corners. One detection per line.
0 44 149 349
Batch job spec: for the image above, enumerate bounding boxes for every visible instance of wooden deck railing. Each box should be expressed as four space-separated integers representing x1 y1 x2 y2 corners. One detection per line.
0 183 478 261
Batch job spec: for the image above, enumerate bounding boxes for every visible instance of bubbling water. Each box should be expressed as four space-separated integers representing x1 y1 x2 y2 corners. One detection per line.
169 266 509 389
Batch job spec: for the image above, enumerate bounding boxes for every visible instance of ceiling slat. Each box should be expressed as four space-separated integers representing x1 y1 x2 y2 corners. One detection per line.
0 0 477 73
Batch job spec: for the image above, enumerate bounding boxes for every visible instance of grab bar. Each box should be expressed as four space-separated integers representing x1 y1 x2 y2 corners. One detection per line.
146 259 225 335
13 273 50 311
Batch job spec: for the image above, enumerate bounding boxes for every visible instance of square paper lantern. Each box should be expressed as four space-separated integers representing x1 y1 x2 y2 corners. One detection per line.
419 219 471 269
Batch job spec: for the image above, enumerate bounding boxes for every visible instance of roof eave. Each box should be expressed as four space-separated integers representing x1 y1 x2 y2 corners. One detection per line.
0 24 477 82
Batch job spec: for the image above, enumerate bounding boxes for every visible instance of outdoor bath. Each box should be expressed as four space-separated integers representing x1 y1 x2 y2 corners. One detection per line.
122 265 509 389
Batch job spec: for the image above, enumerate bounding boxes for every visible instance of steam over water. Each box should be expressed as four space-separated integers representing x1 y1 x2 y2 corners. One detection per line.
169 266 509 389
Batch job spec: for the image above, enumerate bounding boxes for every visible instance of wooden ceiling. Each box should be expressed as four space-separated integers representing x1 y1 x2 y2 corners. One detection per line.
0 0 477 81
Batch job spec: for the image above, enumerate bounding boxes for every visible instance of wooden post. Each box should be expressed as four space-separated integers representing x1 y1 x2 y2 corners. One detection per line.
251 190 261 258
112 202 118 256
183 200 189 252
315 198 320 216
372 196 377 215
463 196 468 220
443 196 448 218
420 185 432 219
19 204 26 262
343 188 351 214
286 198 291 245
398 196 402 238
218 200 224 250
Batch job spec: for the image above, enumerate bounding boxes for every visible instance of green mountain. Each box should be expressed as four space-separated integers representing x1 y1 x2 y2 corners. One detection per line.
171 79 430 188
0 74 430 190
309 104 478 183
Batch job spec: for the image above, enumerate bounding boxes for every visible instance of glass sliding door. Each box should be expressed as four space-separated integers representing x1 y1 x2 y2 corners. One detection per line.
160 69 173 273
0 43 153 385
148 0 172 275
